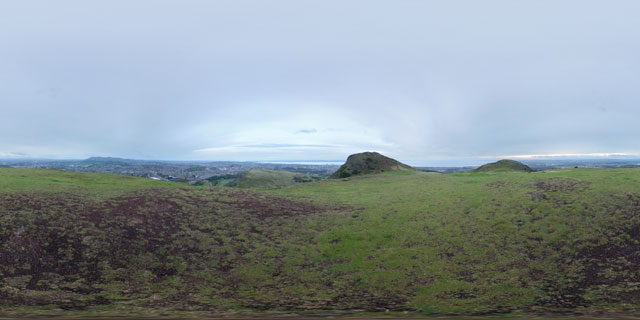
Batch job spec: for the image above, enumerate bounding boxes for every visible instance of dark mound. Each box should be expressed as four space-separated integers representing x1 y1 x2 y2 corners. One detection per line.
330 152 415 178
0 187 341 308
473 159 534 173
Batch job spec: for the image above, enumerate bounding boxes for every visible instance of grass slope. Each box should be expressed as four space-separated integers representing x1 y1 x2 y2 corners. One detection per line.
0 168 177 196
228 168 312 188
2 168 640 315
270 169 640 313
0 168 345 312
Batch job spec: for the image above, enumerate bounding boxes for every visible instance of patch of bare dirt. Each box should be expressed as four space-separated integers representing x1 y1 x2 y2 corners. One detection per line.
220 189 340 219
485 181 522 189
530 178 591 193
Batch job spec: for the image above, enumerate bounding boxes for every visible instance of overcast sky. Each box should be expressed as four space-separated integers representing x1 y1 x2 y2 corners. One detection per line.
1 0 639 164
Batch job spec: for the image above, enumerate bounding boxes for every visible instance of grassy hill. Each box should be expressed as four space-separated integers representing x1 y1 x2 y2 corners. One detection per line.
271 169 640 313
473 159 534 173
0 168 174 195
193 174 239 186
330 152 415 178
0 168 344 313
227 168 313 188
2 167 640 316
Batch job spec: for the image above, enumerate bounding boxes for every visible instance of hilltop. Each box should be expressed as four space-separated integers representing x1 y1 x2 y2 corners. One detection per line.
330 151 415 178
227 168 313 188
473 159 534 172
3 167 640 316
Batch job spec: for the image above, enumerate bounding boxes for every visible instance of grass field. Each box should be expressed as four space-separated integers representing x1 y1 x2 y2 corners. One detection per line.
0 168 178 196
2 168 640 316
228 168 312 188
269 169 640 313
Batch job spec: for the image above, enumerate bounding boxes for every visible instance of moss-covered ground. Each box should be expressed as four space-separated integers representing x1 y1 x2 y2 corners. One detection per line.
2 168 640 317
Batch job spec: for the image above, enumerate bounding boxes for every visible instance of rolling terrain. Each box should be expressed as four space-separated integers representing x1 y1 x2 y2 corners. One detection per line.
227 168 314 188
2 164 640 316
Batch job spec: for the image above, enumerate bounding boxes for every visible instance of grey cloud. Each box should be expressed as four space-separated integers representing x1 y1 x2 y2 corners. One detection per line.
296 129 317 134
1 0 639 163
239 144 337 149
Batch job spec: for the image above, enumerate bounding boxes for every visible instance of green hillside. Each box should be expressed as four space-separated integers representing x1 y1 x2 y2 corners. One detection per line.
0 168 344 313
271 169 640 313
227 168 313 188
473 159 534 173
0 168 176 195
2 167 640 316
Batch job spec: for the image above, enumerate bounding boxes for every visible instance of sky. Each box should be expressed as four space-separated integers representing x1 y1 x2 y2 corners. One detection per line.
1 0 639 165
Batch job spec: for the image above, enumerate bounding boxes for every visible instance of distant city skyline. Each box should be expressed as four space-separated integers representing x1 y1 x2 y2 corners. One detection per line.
2 1 639 163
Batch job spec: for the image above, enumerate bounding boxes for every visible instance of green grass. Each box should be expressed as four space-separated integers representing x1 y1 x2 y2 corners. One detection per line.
0 168 178 196
268 169 640 313
228 168 312 188
2 167 640 315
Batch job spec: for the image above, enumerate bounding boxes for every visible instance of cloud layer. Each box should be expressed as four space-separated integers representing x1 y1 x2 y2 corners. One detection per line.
1 0 639 163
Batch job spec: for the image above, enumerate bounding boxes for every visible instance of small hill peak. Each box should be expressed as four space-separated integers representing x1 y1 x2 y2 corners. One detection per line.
473 159 533 173
330 152 415 178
